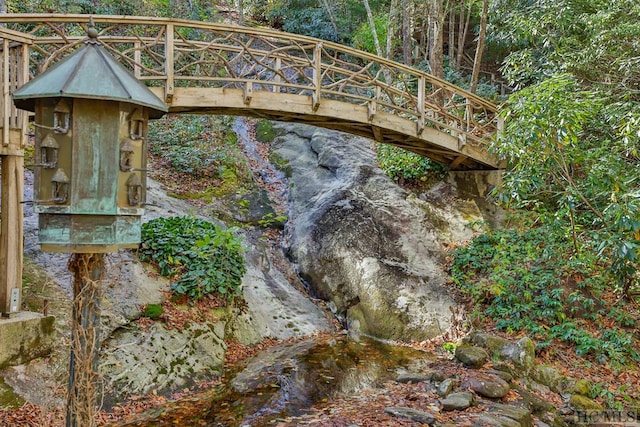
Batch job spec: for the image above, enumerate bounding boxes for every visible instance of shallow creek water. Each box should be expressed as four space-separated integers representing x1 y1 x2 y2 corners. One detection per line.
115 335 434 426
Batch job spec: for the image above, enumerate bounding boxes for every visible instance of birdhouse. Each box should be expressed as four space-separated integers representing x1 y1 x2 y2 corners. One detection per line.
12 25 167 253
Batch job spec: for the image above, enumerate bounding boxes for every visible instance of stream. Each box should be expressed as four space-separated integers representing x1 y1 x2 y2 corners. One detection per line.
233 117 288 213
113 334 434 426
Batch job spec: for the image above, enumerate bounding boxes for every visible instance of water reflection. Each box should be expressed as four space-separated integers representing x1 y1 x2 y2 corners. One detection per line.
115 335 432 426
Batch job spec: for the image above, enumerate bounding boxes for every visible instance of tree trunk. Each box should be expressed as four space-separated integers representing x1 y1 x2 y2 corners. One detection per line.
448 0 456 69
386 0 399 58
401 0 412 65
363 0 384 57
428 0 445 80
456 0 472 71
470 0 488 93
238 0 244 25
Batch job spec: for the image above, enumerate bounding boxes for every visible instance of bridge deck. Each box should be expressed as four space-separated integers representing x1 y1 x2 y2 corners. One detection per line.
155 88 496 169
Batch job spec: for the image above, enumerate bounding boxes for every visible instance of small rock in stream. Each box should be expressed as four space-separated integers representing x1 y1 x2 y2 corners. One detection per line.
437 377 460 397
489 403 533 427
396 373 435 384
466 373 510 399
440 391 475 411
384 406 437 424
455 344 489 368
474 413 522 427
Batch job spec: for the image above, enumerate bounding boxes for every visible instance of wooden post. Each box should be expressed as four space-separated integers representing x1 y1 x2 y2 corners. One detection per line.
0 153 24 317
272 56 281 93
312 42 322 111
134 41 141 79
66 253 104 427
0 37 27 317
2 38 10 146
416 75 425 135
165 24 174 104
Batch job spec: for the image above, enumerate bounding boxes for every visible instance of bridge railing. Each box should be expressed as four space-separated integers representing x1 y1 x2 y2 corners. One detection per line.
0 14 499 149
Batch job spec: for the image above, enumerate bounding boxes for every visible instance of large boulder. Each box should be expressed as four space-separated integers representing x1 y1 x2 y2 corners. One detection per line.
271 123 482 341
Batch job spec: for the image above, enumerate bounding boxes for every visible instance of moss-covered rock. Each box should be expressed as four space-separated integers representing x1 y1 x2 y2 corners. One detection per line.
569 394 603 411
455 344 489 368
0 313 56 369
255 119 277 143
466 332 510 356
533 365 566 393
571 378 592 396
488 403 533 427
504 337 536 376
143 303 164 320
464 333 536 377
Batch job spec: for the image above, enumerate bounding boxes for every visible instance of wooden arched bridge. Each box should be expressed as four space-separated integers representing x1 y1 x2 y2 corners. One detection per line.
0 14 501 170
0 14 502 316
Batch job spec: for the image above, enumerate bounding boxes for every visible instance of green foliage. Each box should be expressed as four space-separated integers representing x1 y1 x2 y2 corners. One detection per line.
143 304 164 320
377 144 447 181
255 119 277 143
493 72 640 297
257 213 288 229
351 15 393 55
148 115 248 180
414 60 503 102
442 342 457 354
251 0 338 41
248 0 385 45
490 0 640 93
139 216 246 300
6 0 219 20
451 226 640 365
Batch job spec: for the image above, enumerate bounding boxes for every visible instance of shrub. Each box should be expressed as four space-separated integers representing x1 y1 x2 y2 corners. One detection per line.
451 225 640 365
376 144 447 181
139 216 246 300
143 303 164 320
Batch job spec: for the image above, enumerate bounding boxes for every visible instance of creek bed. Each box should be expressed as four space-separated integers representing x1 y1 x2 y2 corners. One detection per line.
111 334 434 426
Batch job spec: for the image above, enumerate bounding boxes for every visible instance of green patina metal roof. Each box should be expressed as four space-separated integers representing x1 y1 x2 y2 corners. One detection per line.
13 31 168 118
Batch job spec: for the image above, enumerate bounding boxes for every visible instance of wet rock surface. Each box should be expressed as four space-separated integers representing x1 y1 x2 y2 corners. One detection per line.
466 373 511 398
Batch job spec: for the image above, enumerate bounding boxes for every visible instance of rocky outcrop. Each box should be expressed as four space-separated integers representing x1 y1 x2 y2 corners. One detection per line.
226 239 332 345
101 321 226 400
271 123 484 341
